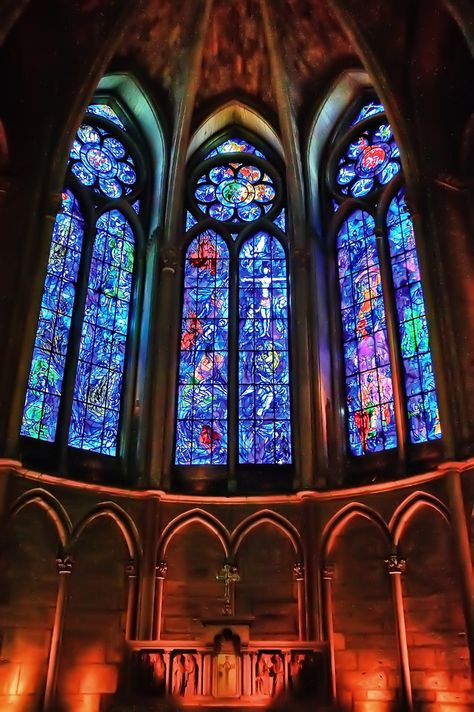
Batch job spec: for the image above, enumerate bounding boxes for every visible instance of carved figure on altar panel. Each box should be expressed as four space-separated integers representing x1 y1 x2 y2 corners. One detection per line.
255 653 272 696
134 650 167 696
149 652 166 693
172 654 186 696
184 653 198 697
272 654 285 696
289 653 304 690
217 653 238 697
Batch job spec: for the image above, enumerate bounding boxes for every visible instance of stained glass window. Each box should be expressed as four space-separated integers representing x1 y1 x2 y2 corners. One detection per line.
176 133 292 468
21 190 84 441
21 99 147 460
239 232 291 464
337 210 396 455
326 98 441 456
386 188 441 443
68 211 135 455
176 231 229 465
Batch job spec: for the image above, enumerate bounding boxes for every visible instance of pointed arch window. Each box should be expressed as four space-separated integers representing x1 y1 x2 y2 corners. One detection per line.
175 134 292 468
325 98 441 458
21 99 148 463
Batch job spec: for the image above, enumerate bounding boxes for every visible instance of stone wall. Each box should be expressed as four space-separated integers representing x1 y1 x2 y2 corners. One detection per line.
0 462 472 711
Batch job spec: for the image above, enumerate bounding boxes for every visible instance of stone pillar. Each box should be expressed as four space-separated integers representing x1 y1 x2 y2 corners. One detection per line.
197 652 203 695
322 564 336 702
153 560 168 640
385 553 413 710
44 551 73 709
125 559 138 640
293 561 306 640
441 463 474 667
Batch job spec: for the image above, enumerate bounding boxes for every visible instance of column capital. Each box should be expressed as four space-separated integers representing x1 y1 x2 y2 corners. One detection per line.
156 561 168 579
322 563 335 581
385 554 407 575
56 552 73 575
125 559 138 578
159 246 178 274
293 561 305 581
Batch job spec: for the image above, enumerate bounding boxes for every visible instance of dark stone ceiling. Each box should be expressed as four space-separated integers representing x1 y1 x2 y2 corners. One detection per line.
116 0 358 126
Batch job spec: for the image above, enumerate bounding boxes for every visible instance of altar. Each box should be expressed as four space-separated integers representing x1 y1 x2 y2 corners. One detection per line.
128 562 328 705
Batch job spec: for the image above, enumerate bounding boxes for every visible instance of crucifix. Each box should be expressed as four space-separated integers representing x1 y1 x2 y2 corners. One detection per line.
216 563 240 616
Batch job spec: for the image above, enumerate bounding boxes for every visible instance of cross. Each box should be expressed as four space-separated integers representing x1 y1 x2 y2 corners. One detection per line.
216 563 240 616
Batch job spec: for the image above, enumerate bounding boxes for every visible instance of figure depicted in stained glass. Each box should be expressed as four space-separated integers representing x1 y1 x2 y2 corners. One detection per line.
239 232 291 465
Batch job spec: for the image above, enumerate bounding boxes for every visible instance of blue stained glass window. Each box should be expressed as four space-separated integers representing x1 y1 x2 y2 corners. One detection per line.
205 137 266 159
336 121 400 198
351 102 385 126
70 124 136 199
87 103 126 129
239 232 292 464
22 97 146 463
176 230 229 465
178 134 291 468
68 211 135 455
193 162 276 225
386 188 441 443
21 190 85 441
337 210 397 455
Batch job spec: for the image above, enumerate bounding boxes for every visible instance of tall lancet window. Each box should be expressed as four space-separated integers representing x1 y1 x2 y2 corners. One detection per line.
21 100 148 459
325 99 441 457
176 134 292 467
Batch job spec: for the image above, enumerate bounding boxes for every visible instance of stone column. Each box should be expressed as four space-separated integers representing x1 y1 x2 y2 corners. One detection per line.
385 553 413 710
125 559 138 640
44 551 73 709
441 462 474 666
293 561 306 640
153 560 168 640
322 564 336 702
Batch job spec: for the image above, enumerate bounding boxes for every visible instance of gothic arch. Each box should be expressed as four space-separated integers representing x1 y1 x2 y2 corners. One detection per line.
307 69 371 233
8 488 71 547
231 510 302 560
390 491 450 546
321 502 392 563
188 100 283 162
95 71 167 228
158 509 230 561
70 502 142 561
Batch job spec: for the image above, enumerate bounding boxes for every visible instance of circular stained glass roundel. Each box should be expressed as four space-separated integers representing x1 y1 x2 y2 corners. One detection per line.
356 143 390 178
193 161 277 224
71 123 138 199
217 179 255 207
83 145 117 177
